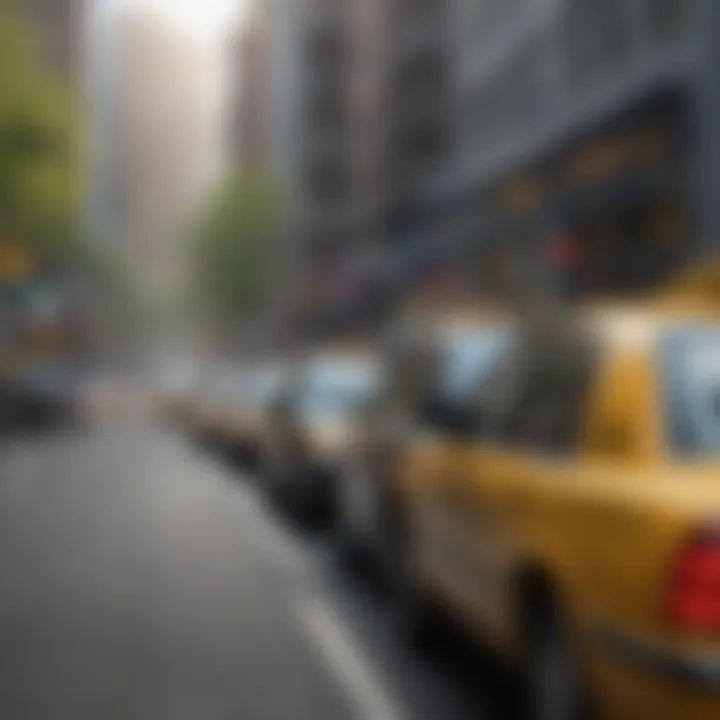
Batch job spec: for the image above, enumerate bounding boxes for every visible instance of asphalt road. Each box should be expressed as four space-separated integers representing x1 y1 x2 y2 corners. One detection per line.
0 418 514 720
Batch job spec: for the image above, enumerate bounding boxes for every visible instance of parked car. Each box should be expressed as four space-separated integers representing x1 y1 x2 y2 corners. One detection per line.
215 361 288 470
383 299 720 720
262 346 380 524
332 307 512 574
187 368 236 449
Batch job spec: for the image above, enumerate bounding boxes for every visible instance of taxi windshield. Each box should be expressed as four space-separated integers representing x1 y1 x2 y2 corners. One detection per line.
662 327 720 455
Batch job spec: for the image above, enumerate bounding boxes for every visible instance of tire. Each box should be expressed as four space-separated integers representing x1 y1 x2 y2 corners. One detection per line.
525 592 587 720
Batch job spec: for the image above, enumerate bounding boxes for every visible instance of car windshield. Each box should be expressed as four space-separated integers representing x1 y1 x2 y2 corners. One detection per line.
437 324 514 402
299 357 379 420
662 326 720 455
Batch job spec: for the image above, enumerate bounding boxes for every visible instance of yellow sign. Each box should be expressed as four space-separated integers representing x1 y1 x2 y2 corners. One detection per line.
567 126 671 187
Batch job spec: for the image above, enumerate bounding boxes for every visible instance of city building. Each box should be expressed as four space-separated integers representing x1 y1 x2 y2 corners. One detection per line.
269 0 454 331
230 1 273 172
118 10 216 299
345 0 390 307
299 0 353 285
384 0 452 285
447 0 702 297
265 0 305 211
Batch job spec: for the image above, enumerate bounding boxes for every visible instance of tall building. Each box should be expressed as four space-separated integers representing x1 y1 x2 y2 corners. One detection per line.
118 10 215 299
270 0 453 331
300 0 353 279
446 0 702 297
230 0 272 172
265 0 305 208
385 0 452 277
347 0 389 272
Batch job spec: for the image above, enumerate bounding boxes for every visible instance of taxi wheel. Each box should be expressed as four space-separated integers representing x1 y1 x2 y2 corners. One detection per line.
525 592 588 720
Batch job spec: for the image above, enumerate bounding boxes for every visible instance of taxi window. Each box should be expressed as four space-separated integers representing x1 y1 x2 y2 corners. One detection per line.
498 339 597 454
436 325 514 403
662 328 720 455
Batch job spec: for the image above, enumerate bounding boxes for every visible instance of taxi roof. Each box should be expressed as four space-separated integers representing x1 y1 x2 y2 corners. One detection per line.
577 299 720 349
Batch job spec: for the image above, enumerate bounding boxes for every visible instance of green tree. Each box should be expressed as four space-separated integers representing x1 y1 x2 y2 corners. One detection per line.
0 0 82 258
187 173 284 334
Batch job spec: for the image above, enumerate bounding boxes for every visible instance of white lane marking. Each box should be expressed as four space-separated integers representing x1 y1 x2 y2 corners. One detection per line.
299 596 404 720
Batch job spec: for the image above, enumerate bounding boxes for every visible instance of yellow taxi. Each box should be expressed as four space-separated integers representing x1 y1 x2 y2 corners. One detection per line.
387 298 720 720
333 306 508 571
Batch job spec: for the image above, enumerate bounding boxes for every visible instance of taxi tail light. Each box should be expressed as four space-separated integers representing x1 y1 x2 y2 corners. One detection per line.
668 528 720 635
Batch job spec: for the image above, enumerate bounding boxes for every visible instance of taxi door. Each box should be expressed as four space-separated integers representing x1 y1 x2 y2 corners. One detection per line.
407 399 475 599
450 350 599 647
413 325 516 616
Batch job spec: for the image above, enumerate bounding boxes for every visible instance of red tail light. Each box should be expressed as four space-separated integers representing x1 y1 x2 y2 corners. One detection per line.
668 529 720 634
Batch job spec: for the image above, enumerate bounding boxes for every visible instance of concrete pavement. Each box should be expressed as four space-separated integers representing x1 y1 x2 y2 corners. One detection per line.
0 420 507 720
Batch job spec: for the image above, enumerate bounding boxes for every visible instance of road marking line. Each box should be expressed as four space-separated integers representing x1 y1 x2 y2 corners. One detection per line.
299 596 404 720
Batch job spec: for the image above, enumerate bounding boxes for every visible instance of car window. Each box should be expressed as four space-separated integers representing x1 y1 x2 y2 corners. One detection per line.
662 326 720 455
436 325 515 404
498 342 597 455
299 357 380 420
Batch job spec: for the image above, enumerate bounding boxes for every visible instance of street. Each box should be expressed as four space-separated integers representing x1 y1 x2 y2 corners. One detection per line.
0 418 513 720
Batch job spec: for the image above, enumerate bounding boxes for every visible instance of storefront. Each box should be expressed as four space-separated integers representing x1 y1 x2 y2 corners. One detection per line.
555 98 688 296
465 93 689 301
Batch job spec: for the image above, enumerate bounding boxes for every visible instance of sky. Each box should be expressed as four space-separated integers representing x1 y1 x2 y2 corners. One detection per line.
120 0 249 183
124 0 243 45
